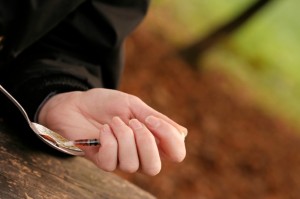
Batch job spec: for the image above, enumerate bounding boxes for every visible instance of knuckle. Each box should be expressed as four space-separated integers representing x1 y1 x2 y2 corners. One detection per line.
136 131 155 144
129 95 142 103
119 162 139 173
128 95 144 107
125 127 134 136
100 164 117 172
95 157 117 172
171 150 186 163
119 128 134 139
143 165 161 176
102 139 117 149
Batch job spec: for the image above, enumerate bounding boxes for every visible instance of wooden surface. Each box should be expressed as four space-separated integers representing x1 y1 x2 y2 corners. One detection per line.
0 120 155 199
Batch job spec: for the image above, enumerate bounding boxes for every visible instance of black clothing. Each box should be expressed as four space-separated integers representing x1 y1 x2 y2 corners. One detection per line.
0 0 149 120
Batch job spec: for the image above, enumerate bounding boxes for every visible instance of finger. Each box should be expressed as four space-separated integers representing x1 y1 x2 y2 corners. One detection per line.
129 96 188 137
85 124 118 172
110 116 139 173
145 115 186 162
129 119 161 176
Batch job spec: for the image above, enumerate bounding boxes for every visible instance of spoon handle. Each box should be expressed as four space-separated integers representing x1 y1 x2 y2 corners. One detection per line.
0 84 32 125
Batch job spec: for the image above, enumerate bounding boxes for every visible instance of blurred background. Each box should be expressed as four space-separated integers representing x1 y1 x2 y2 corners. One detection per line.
117 0 300 198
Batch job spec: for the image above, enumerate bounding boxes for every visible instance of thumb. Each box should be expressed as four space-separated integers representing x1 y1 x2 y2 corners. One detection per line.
129 96 188 138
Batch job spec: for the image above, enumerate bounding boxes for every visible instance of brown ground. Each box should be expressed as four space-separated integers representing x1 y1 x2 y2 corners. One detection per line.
117 24 300 199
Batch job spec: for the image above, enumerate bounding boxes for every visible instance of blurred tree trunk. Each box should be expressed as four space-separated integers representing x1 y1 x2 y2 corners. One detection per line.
179 0 273 67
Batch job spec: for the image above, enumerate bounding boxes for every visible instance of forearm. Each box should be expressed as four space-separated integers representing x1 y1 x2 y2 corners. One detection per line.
0 0 149 120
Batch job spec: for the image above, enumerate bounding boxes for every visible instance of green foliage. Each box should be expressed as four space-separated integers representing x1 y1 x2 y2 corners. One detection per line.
151 0 253 45
152 0 300 128
217 0 300 124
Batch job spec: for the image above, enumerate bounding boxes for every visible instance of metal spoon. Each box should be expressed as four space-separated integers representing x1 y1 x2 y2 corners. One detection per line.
0 84 84 155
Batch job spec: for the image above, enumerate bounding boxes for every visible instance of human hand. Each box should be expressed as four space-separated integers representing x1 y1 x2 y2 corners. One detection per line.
38 88 187 176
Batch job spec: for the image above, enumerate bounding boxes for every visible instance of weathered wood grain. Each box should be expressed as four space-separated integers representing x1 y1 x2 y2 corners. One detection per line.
0 121 155 199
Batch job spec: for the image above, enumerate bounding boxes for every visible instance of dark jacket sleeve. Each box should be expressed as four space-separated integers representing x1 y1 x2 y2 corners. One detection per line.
0 0 149 120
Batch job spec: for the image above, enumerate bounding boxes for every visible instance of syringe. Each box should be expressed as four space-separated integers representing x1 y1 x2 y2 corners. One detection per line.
64 139 100 147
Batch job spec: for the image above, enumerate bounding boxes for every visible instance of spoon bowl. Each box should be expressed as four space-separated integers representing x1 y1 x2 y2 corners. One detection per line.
0 84 84 155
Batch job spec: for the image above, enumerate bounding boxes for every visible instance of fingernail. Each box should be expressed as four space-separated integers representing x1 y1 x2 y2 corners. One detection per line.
112 116 123 126
129 119 143 130
101 124 111 133
145 116 160 128
180 128 188 137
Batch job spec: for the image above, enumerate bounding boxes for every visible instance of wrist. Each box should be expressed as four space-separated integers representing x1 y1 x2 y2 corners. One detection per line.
34 92 57 123
11 75 90 121
37 91 83 126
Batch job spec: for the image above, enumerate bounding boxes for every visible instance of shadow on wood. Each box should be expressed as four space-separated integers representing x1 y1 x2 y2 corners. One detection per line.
0 120 155 199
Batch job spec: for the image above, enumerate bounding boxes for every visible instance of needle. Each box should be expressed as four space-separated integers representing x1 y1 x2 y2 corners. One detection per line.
64 139 100 147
